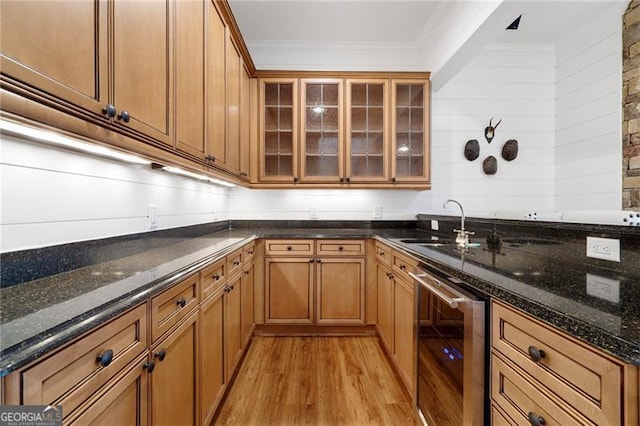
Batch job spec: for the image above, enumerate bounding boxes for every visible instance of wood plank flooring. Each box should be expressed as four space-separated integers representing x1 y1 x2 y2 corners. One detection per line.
214 336 419 425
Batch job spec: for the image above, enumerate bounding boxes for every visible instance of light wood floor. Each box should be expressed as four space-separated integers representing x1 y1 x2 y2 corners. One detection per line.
214 336 419 426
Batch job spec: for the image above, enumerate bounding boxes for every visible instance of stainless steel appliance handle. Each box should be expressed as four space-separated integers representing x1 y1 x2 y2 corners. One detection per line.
409 272 468 309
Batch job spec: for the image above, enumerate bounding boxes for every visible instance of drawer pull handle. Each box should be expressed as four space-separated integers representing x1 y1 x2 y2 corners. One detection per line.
213 274 221 280
527 412 545 426
143 360 156 373
248 250 254 255
338 246 344 251
154 348 167 361
224 285 231 293
96 349 114 367
528 346 546 363
234 261 240 266
287 246 292 251
177 297 187 308
229 284 235 290
400 264 406 270
244 270 250 275
380 252 385 256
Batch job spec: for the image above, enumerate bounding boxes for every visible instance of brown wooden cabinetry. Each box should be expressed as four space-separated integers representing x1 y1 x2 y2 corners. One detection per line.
393 275 415 391
256 75 430 188
224 271 243 381
376 262 395 353
264 239 365 325
199 284 225 426
1 0 174 145
175 0 205 157
259 79 299 183
241 259 256 346
491 300 638 425
149 311 199 426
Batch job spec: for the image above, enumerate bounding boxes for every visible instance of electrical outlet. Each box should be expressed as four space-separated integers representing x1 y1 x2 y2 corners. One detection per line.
431 219 439 231
373 206 383 219
586 236 620 262
148 204 158 229
586 273 620 303
310 206 319 220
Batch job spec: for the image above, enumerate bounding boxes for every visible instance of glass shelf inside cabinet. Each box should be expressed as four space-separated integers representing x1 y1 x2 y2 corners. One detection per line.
394 83 425 178
304 82 341 177
263 82 295 179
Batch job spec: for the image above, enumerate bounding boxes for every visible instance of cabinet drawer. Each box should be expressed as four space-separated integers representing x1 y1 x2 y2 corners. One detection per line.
227 248 244 278
151 274 199 342
243 240 256 262
264 239 314 256
10 304 147 416
375 241 392 266
201 258 226 301
392 249 419 283
316 239 365 256
492 301 624 425
492 354 588 426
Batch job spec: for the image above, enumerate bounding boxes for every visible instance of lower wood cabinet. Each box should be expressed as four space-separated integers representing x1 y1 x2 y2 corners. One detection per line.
491 300 639 426
149 310 199 426
66 355 149 425
376 262 394 353
199 286 225 426
241 260 255 346
264 239 366 325
393 276 415 391
224 271 243 381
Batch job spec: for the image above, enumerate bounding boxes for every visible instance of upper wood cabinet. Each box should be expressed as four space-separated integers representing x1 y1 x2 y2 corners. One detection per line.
257 75 430 188
1 0 174 145
391 79 430 183
224 30 242 175
175 0 205 157
205 0 227 169
259 79 299 183
346 79 389 183
301 79 344 182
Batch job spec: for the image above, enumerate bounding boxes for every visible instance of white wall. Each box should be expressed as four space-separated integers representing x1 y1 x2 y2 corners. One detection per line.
232 43 557 220
555 9 622 211
0 135 231 252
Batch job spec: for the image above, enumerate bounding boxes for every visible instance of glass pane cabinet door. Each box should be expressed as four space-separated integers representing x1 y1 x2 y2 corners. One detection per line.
301 79 343 182
261 80 298 182
346 80 389 182
392 80 430 183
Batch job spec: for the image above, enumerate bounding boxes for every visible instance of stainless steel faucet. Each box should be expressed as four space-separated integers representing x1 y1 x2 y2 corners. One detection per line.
443 199 474 246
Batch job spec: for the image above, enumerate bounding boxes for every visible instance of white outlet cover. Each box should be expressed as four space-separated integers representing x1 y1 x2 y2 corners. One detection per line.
586 236 620 262
148 204 158 229
373 206 383 219
431 220 439 231
310 206 319 219
586 273 620 303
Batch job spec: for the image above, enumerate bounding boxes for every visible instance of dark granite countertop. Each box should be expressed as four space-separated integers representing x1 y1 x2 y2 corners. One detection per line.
1 220 639 376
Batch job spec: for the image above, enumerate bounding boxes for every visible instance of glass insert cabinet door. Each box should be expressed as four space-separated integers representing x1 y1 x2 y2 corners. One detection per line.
260 79 298 182
391 80 430 183
300 79 344 182
346 79 389 182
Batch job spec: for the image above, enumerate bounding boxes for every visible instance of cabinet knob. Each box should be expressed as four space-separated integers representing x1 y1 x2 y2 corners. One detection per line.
210 155 216 163
380 252 385 257
234 261 241 266
213 274 220 281
117 110 130 123
309 259 314 263
248 250 254 255
244 270 250 275
338 246 344 251
316 259 321 263
345 177 351 183
287 246 292 251
391 177 396 183
229 284 235 291
224 285 231 293
96 349 114 367
339 177 344 183
386 272 392 279
177 297 187 308
400 264 406 270
154 348 167 361
102 104 116 118
527 346 545 363
143 360 156 373
527 412 545 426
293 176 298 183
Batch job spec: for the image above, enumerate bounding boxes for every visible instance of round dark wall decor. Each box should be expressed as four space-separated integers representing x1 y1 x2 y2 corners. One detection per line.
464 139 480 161
501 139 518 161
483 156 498 175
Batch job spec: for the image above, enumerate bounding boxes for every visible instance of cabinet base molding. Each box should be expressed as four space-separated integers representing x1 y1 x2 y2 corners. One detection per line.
253 324 376 337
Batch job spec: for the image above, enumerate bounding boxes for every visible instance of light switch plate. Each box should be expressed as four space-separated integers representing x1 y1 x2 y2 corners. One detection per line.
586 273 620 303
586 236 620 262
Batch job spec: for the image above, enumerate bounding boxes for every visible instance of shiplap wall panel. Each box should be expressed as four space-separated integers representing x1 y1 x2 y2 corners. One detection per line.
555 9 622 211
1 135 230 252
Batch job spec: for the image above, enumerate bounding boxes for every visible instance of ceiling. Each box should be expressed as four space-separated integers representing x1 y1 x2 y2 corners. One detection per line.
228 0 627 85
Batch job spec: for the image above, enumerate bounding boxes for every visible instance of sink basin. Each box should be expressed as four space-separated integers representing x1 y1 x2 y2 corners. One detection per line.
399 239 455 244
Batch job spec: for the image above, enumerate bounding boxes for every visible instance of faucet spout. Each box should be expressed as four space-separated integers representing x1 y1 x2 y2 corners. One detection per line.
443 199 473 246
443 199 465 231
